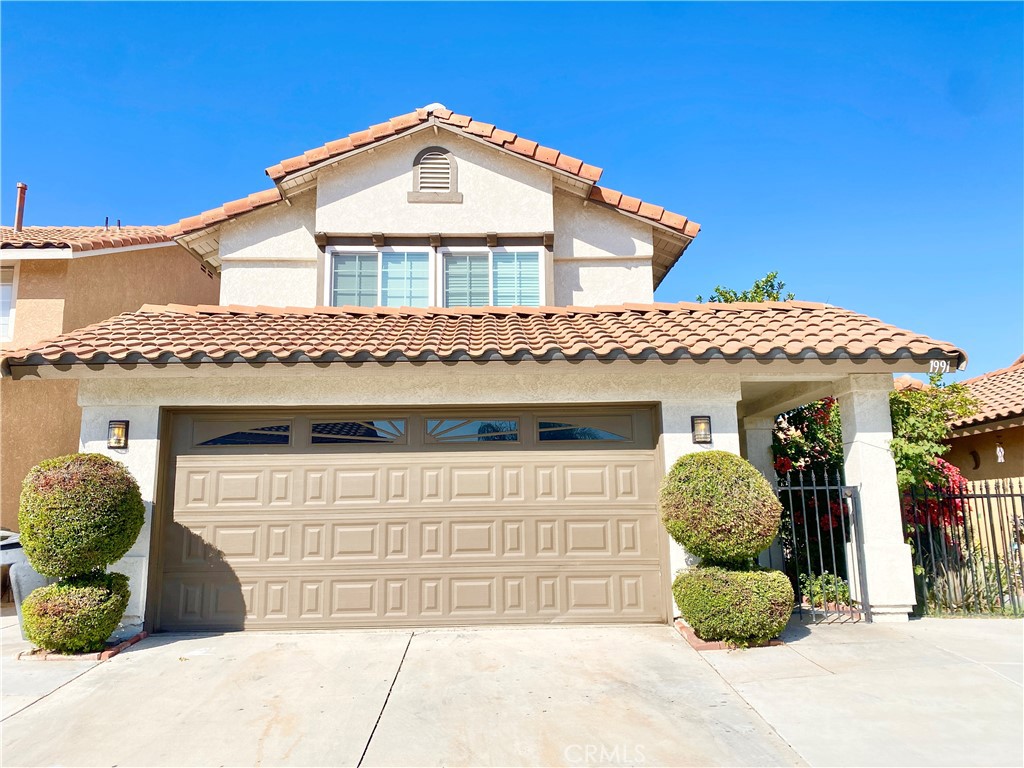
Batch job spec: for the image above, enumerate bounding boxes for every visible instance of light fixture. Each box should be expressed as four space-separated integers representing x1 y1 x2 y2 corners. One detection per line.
107 420 129 450
691 416 712 444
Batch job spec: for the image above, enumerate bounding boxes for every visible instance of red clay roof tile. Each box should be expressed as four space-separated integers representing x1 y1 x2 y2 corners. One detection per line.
0 226 172 252
949 358 1024 429
0 302 965 374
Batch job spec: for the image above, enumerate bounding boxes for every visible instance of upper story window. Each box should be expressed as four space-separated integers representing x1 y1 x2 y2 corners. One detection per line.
332 251 430 308
443 250 539 307
328 247 541 309
0 265 15 341
408 147 463 204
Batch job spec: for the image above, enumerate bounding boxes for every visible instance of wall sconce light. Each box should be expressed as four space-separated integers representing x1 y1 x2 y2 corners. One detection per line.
107 420 129 450
996 443 1005 464
691 416 712 444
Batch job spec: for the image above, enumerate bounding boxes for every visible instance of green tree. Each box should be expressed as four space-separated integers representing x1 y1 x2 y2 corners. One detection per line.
696 271 795 303
888 373 976 489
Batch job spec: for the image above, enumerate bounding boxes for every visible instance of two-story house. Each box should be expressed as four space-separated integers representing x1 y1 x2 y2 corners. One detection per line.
0 204 219 533
0 105 965 636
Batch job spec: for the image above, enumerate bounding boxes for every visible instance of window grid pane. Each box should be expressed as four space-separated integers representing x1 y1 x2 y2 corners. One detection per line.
492 251 539 307
444 253 490 307
381 252 429 308
332 253 378 307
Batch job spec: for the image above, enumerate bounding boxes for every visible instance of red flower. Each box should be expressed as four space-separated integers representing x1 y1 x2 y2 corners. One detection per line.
774 456 793 473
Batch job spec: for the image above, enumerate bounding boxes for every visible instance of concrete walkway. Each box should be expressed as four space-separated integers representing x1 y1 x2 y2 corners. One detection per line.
1 612 1021 767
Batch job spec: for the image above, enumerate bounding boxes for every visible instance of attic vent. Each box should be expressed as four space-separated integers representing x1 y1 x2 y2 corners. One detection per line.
409 146 463 203
418 152 451 192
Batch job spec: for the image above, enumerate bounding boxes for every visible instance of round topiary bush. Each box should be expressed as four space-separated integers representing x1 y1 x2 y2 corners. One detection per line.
19 453 145 578
21 571 130 653
673 566 794 646
660 450 782 563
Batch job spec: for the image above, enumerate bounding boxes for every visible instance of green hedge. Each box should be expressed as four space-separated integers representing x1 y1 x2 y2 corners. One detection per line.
660 451 781 564
673 566 794 646
19 454 145 578
22 571 130 654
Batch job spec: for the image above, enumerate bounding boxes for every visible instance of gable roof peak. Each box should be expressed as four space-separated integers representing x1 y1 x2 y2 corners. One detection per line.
422 102 447 113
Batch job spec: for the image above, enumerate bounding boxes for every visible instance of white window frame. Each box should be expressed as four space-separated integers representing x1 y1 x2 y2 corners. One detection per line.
325 246 436 309
439 246 545 308
0 261 19 343
323 245 546 308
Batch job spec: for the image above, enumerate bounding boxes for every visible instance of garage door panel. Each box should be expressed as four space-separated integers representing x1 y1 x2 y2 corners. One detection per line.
159 409 667 630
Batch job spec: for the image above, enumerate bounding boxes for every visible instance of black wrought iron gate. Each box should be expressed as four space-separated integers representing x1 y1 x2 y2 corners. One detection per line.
762 469 872 623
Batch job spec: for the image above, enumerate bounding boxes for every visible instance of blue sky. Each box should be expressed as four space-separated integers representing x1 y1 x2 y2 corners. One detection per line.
2 2 1021 379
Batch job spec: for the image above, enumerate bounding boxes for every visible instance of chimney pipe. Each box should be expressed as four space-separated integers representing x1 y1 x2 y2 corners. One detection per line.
14 182 27 231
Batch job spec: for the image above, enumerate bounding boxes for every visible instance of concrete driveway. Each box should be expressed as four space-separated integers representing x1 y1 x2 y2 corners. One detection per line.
1 613 1021 767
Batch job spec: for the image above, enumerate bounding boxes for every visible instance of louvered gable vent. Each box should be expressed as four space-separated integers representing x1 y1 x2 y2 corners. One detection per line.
418 151 451 192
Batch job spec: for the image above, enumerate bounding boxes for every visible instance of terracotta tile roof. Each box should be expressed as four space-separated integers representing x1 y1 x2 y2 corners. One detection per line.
894 374 927 392
164 106 699 242
163 189 283 238
264 106 603 184
0 302 965 374
0 226 171 252
949 358 1024 429
588 186 700 236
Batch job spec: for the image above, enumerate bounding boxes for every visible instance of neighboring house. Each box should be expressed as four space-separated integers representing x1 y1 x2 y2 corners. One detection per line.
0 218 220 532
944 356 1024 481
0 105 966 636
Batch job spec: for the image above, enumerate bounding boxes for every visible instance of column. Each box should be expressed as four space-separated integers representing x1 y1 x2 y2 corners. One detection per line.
744 415 785 569
835 374 916 621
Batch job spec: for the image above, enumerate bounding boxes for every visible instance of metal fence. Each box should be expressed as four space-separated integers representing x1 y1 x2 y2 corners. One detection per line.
765 469 870 623
904 477 1024 616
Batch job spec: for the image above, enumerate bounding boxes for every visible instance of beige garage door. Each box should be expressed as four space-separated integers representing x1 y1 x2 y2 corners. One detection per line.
156 408 667 630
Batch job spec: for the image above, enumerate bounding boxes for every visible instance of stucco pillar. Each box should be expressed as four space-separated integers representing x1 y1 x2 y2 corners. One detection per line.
744 416 785 569
660 382 743 579
79 403 162 639
835 374 916 621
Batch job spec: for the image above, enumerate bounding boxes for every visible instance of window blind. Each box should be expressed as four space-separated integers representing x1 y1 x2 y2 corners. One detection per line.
444 253 490 307
492 251 540 307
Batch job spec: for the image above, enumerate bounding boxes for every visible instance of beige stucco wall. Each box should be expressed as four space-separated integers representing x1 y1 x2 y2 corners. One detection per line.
8 260 67 348
0 377 81 531
946 426 1024 481
0 244 220 531
315 130 555 235
552 189 653 260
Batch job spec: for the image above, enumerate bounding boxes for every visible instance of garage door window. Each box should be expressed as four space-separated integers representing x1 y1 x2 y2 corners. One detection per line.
197 423 291 446
426 418 519 443
311 420 407 444
537 416 632 442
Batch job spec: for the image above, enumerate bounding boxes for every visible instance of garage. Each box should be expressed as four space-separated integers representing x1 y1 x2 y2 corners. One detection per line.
153 407 668 630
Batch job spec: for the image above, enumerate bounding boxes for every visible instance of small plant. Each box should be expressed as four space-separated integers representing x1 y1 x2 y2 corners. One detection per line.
18 453 144 653
21 572 130 654
660 450 783 565
799 572 852 608
673 567 793 646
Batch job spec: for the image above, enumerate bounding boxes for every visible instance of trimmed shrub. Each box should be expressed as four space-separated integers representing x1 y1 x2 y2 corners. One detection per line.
660 451 782 563
19 454 145 578
674 567 794 646
21 571 130 653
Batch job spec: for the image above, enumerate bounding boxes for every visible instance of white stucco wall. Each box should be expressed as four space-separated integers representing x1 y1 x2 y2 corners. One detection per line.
218 192 318 306
553 259 654 305
316 130 555 234
552 189 653 260
220 262 319 307
75 362 747 632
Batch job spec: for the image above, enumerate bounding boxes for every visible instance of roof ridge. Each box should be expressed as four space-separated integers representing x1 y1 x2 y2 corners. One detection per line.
264 105 603 185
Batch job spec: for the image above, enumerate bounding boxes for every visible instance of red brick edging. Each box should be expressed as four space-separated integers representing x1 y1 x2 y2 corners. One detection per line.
674 619 784 651
17 631 148 662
